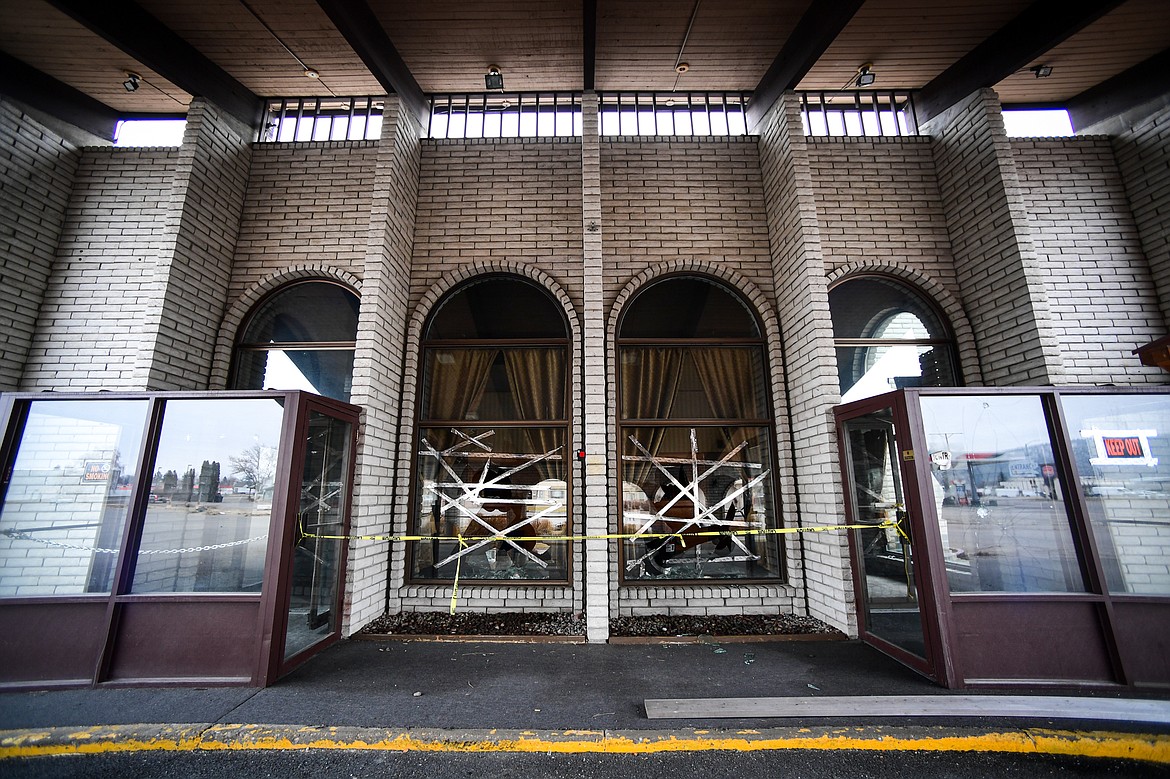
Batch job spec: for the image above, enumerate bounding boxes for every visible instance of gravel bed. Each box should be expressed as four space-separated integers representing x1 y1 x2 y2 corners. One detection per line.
360 611 842 638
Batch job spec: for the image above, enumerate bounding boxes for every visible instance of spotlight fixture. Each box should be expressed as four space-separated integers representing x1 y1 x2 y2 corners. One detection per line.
675 62 690 74
485 65 504 90
304 68 320 79
1031 64 1053 78
856 62 876 87
122 72 140 92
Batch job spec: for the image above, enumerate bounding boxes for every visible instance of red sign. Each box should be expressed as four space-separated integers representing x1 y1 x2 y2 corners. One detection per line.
1103 436 1144 459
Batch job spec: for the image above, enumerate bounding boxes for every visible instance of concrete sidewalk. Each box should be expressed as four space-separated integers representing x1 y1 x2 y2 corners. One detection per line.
1 637 1168 765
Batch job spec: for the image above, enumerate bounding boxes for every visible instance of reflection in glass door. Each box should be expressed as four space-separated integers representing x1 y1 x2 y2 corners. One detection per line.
842 408 927 661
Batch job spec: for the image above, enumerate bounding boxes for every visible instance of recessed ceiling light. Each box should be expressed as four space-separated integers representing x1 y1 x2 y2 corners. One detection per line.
304 68 320 79
675 62 690 74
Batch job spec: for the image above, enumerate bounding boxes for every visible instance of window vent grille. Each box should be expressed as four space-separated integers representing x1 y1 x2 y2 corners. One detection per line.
259 97 385 142
599 92 751 137
799 91 920 137
427 93 582 139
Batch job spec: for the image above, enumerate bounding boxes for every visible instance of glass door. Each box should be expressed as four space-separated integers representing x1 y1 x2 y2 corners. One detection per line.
281 409 353 664
840 404 935 677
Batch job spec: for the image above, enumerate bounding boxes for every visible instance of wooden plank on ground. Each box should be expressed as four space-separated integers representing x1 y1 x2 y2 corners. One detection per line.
644 695 1170 724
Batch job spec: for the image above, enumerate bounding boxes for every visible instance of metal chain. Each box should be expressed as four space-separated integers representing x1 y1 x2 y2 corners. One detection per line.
0 530 268 555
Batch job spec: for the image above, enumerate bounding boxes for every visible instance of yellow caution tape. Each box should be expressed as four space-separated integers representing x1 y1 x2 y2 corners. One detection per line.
300 519 898 545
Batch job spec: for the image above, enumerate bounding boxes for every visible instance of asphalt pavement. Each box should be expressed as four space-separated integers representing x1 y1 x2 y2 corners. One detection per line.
2 636 1168 777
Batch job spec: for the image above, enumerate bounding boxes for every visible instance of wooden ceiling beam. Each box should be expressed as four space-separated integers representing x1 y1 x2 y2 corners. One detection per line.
1067 47 1170 131
44 0 262 129
916 0 1126 125
0 51 120 141
745 0 866 132
316 0 428 125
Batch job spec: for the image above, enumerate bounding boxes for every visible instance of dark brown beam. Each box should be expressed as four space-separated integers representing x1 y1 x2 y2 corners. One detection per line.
745 0 866 131
1067 47 1170 132
916 0 1126 125
316 0 427 125
584 0 597 91
45 0 262 130
0 51 120 141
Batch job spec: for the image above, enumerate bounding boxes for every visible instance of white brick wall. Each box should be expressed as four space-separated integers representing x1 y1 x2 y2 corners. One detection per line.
808 137 956 286
133 99 252 390
600 137 775 305
928 90 1068 387
392 135 587 618
411 137 585 309
20 147 177 390
230 141 377 296
0 100 79 391
1113 103 1170 327
345 97 423 633
756 94 854 634
1012 137 1166 385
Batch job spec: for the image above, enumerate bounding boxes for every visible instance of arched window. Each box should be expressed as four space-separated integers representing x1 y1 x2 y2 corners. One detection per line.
617 276 782 582
229 281 359 403
410 276 570 582
830 276 960 403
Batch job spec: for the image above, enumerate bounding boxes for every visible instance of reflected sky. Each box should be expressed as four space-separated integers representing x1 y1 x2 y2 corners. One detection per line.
153 399 286 476
921 395 1051 455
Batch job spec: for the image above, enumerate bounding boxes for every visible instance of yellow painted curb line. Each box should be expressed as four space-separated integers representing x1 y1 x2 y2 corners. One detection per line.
1 724 1168 764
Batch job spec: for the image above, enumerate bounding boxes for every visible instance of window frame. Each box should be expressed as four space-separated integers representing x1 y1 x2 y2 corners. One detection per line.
829 273 962 400
228 279 360 403
407 275 573 586
616 274 785 585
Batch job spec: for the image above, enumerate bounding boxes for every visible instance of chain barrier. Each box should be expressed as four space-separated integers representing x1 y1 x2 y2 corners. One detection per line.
0 529 269 555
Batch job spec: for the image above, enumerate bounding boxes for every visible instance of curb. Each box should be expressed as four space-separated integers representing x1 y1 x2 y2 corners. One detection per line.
1 724 1168 763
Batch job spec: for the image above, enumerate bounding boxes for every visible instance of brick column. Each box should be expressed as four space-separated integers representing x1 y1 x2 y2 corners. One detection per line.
1113 103 1170 328
0 99 79 390
580 92 610 642
345 96 422 632
133 98 253 390
926 90 1066 386
757 93 854 635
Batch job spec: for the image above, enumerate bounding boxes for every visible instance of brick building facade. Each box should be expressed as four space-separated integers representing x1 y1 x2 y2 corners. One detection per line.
2 88 1167 644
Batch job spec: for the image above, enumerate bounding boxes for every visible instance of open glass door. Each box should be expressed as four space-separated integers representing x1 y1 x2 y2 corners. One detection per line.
278 405 355 672
840 403 936 679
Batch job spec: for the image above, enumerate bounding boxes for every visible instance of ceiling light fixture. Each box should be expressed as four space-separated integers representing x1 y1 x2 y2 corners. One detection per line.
123 72 140 92
1031 64 1053 78
856 63 876 87
304 68 320 79
675 62 690 74
485 66 504 91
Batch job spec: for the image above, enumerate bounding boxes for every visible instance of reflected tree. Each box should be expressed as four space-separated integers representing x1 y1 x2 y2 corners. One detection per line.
230 443 278 499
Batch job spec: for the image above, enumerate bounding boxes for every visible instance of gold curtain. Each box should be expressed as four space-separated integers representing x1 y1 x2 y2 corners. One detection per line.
691 347 759 420
425 349 496 424
503 348 566 481
621 347 684 490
